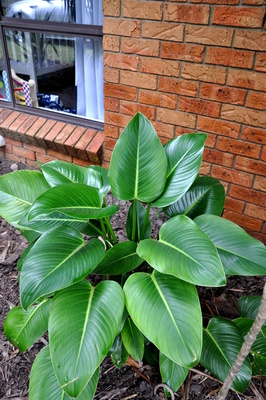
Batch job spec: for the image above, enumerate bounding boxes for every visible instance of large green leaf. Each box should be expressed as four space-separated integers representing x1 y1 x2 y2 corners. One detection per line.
238 296 263 320
88 165 111 196
4 299 52 352
110 112 167 202
201 318 252 393
126 200 151 241
160 353 189 393
29 346 99 400
93 241 143 275
233 318 266 376
20 227 105 309
123 270 202 367
0 170 50 225
42 160 103 189
164 176 225 219
27 183 118 221
195 215 266 276
153 133 207 208
137 215 225 287
49 279 124 397
121 317 144 362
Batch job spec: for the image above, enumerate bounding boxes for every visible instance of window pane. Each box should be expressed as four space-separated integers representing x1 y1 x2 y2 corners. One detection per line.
0 40 11 102
4 29 103 120
1 0 103 25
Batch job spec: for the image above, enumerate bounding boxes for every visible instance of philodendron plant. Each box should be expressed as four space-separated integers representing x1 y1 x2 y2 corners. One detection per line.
1 112 265 399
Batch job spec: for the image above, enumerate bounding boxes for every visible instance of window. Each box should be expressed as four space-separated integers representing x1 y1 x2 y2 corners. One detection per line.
0 1 103 128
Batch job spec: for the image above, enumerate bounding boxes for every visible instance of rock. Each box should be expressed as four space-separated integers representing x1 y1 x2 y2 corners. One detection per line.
10 163 18 171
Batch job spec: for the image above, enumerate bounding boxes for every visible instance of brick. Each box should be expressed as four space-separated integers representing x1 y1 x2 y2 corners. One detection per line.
245 203 266 221
165 4 210 25
103 36 120 52
161 42 204 63
103 0 121 17
54 124 76 154
35 119 57 147
197 116 240 138
234 31 266 51
47 149 72 163
120 100 156 120
105 111 131 128
104 97 119 112
158 77 199 97
13 145 35 161
241 126 266 145
44 122 66 151
24 117 47 144
36 153 57 164
216 137 261 158
157 108 197 129
223 210 262 232
86 131 104 163
186 25 233 47
178 97 221 118
121 38 160 56
221 104 266 128
255 53 266 72
104 83 138 101
122 0 163 20
242 0 265 4
211 165 253 187
120 71 157 90
230 185 266 207
204 133 217 149
253 176 266 192
152 121 175 140
227 69 266 92
200 83 247 105
205 47 254 69
199 161 212 176
72 157 91 167
139 89 177 109
74 129 97 160
225 197 245 213
104 137 117 151
142 21 184 42
23 142 46 154
103 148 113 163
104 68 120 83
246 91 266 110
190 0 239 3
235 156 266 176
104 124 119 139
212 6 265 28
203 148 235 168
0 109 12 123
103 18 140 37
104 53 139 71
17 115 38 137
0 111 21 131
140 57 180 77
181 63 227 84
8 112 28 132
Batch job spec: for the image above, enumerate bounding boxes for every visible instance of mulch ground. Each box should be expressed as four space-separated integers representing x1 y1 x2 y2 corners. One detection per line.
0 156 265 399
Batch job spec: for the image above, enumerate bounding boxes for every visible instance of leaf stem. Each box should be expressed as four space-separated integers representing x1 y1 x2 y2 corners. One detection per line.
105 217 118 244
131 199 137 241
140 203 151 240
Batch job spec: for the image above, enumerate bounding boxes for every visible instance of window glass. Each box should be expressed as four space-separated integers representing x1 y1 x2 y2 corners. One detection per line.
1 0 103 25
5 29 103 120
0 41 11 102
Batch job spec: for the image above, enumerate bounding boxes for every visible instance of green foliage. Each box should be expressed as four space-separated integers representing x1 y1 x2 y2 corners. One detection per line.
0 112 265 399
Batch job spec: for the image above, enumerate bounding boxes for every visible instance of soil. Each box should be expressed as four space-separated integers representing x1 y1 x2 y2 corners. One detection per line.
0 156 265 400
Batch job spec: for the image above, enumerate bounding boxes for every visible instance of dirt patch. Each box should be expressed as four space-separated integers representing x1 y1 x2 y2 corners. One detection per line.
0 156 265 399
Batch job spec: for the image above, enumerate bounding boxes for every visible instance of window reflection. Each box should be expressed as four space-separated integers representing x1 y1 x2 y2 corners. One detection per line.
0 41 10 102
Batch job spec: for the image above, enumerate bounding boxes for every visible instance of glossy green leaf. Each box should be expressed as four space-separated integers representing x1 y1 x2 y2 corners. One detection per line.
109 334 129 369
137 215 225 287
233 318 266 376
29 346 99 400
195 215 266 276
121 317 144 362
20 227 105 309
160 353 189 393
201 318 252 393
88 165 111 196
28 184 118 221
124 270 202 367
42 160 103 189
93 241 143 275
238 296 263 320
153 133 207 208
49 279 124 397
110 112 167 202
164 176 225 219
17 240 36 272
4 299 52 352
0 170 49 225
126 201 151 241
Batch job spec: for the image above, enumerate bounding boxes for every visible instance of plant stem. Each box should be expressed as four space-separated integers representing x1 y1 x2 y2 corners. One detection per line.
131 199 137 241
216 282 266 400
140 203 151 240
105 217 118 244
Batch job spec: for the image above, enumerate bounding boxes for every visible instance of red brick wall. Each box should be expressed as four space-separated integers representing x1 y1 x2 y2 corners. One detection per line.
102 0 266 244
